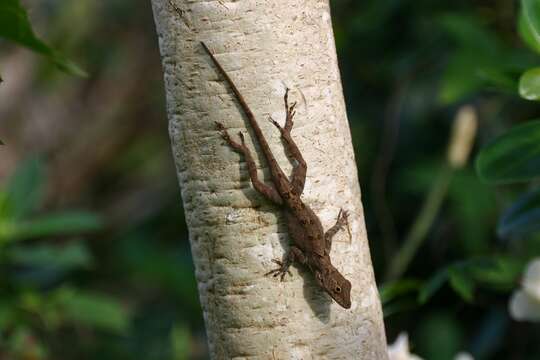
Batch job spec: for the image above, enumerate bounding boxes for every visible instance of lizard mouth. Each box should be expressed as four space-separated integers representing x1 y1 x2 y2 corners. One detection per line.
337 297 351 309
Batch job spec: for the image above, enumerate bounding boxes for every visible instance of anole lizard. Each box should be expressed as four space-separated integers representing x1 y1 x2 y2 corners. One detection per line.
201 42 352 309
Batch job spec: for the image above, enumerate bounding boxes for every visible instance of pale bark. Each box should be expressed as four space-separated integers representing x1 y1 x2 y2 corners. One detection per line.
151 0 388 358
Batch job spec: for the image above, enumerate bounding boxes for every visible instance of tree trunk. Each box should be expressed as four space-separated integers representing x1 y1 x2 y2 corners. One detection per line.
150 1 388 358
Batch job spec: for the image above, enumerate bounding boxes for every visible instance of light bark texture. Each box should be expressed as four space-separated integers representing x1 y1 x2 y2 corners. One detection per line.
151 0 388 358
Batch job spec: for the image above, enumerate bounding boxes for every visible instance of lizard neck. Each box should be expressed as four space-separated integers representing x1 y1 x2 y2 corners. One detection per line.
309 253 335 274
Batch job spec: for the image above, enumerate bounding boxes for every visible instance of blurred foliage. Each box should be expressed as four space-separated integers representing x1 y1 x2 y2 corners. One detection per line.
2 0 540 359
333 0 540 358
0 158 127 358
476 120 540 183
0 0 85 78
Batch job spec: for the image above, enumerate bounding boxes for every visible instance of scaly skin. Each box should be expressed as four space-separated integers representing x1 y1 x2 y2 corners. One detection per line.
202 42 351 309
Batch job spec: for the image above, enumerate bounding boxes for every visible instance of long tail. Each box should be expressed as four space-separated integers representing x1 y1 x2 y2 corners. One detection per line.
201 42 285 182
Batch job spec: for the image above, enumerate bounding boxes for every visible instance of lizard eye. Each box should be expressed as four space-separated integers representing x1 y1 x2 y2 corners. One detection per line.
335 286 341 293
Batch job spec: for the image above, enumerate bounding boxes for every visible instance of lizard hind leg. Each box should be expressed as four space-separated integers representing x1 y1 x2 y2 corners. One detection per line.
216 121 244 151
215 122 283 205
267 89 307 194
265 246 306 281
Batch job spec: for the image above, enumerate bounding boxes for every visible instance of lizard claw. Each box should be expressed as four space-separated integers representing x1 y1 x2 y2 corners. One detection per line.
215 122 228 140
265 259 292 281
215 121 225 131
289 101 297 115
338 209 352 241
268 116 282 130
216 122 244 151
284 88 290 105
337 209 349 226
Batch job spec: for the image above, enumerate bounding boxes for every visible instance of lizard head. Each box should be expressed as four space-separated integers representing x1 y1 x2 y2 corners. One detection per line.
315 267 352 309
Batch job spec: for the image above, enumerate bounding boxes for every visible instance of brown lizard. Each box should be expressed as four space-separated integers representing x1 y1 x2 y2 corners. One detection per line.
201 42 352 309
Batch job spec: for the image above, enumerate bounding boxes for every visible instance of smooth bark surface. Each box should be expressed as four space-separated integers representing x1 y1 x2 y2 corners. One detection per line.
151 0 388 358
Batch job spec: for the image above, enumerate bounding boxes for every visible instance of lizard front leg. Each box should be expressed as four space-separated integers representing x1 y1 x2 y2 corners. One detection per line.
324 209 349 254
265 246 307 281
268 89 307 194
216 122 283 205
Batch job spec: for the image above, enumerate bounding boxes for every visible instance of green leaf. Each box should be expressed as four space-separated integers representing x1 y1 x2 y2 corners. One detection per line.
519 10 540 54
522 0 540 50
52 287 129 334
519 67 540 100
0 0 86 77
448 268 475 302
439 50 489 104
477 67 518 93
498 188 540 238
6 212 102 241
379 279 422 304
418 268 449 304
468 257 523 290
2 157 45 219
476 120 540 183
8 241 93 271
417 258 518 304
